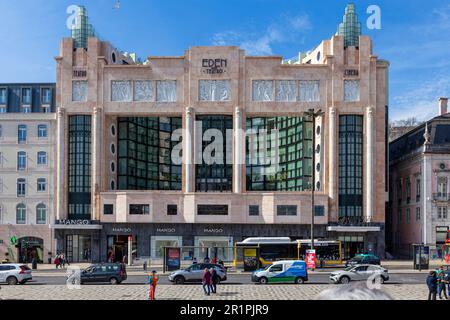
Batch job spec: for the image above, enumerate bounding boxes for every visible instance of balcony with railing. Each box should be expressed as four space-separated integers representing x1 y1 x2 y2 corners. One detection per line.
432 193 450 202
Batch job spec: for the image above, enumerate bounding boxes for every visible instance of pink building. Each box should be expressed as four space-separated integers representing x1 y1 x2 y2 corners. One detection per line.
389 98 450 258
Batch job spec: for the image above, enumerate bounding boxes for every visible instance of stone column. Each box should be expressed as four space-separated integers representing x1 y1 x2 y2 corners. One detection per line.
56 108 65 220
366 107 374 223
185 107 194 193
92 107 102 220
234 107 243 194
328 107 338 220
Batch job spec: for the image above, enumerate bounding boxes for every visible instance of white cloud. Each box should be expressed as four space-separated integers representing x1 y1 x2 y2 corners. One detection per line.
211 13 311 56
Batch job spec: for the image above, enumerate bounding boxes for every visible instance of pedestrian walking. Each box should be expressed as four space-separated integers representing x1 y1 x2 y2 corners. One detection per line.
58 254 64 269
438 272 449 300
202 268 212 296
147 270 159 300
210 268 220 294
212 257 217 264
427 271 438 300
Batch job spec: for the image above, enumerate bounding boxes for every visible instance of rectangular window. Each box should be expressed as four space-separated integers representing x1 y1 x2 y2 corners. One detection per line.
416 207 421 222
21 88 32 105
156 80 177 102
299 80 320 102
68 115 91 219
103 204 114 215
72 81 88 102
129 204 150 215
338 115 363 219
111 81 132 102
315 205 325 217
17 152 27 170
37 178 47 192
196 116 233 192
17 179 26 197
252 80 273 101
406 208 411 224
416 178 421 202
0 88 7 104
438 207 448 220
398 210 402 223
134 81 153 101
117 117 182 191
38 124 48 138
37 151 47 165
167 204 178 216
344 80 360 102
41 88 52 105
249 205 260 216
277 205 297 216
199 80 231 101
246 117 313 191
197 205 228 216
406 178 411 203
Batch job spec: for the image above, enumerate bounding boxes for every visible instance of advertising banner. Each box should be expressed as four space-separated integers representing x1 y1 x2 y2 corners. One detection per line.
306 249 316 270
243 248 259 271
165 247 181 271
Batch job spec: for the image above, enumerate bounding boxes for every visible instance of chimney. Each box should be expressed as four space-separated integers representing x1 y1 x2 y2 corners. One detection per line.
439 97 448 116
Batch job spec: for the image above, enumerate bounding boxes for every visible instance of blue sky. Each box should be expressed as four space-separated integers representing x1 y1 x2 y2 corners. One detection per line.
0 0 449 121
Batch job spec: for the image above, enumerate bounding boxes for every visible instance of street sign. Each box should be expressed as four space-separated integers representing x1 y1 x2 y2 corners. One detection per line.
10 236 17 245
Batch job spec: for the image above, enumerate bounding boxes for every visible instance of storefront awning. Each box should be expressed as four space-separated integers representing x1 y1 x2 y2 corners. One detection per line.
326 226 381 233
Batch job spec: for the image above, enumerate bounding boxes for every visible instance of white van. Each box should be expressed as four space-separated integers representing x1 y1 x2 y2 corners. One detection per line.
251 260 308 284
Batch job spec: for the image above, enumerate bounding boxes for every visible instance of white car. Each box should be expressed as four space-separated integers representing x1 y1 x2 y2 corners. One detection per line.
329 264 389 284
0 264 33 285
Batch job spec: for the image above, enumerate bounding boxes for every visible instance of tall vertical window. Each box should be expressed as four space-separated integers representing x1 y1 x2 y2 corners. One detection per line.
41 88 52 105
21 88 32 105
246 117 313 191
36 203 47 224
117 117 182 190
17 178 26 197
37 151 47 165
338 115 363 220
344 80 360 102
0 88 7 105
406 177 411 203
406 208 411 224
68 115 91 219
416 207 421 222
438 207 448 219
416 178 421 202
38 124 48 138
437 177 448 198
16 204 26 224
17 152 27 170
18 125 27 143
0 124 3 138
196 116 233 192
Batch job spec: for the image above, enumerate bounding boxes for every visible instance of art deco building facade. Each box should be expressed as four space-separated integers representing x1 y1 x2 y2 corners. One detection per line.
52 5 389 262
0 83 56 263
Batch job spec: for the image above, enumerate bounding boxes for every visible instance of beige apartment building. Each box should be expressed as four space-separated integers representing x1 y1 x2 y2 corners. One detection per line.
0 83 56 264
52 5 389 263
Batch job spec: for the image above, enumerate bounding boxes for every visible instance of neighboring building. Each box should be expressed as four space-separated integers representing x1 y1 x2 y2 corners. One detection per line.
389 125 418 142
0 83 56 263
52 4 388 263
388 98 450 258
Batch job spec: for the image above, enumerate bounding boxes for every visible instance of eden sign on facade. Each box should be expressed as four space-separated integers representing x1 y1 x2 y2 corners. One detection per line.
202 59 228 75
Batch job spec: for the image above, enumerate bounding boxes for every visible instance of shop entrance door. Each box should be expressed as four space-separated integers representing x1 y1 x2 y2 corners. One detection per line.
107 235 137 263
18 237 44 263
339 236 365 260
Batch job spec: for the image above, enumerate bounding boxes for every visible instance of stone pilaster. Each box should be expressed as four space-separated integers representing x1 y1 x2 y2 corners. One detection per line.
56 108 65 220
185 107 194 193
234 107 243 194
328 107 338 220
366 106 374 223
92 107 102 220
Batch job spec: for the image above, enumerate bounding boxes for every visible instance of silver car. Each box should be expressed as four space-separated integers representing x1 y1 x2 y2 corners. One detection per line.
168 263 227 285
0 264 33 285
329 264 389 284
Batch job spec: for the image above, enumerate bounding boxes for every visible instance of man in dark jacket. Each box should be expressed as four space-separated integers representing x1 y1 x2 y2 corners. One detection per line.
427 271 438 300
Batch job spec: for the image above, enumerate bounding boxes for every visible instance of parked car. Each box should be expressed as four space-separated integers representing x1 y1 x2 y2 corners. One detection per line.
345 254 381 267
0 264 32 285
168 263 227 285
251 260 308 284
68 263 127 285
330 264 389 284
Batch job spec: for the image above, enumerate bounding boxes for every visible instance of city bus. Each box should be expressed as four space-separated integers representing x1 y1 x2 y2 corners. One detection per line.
234 237 343 269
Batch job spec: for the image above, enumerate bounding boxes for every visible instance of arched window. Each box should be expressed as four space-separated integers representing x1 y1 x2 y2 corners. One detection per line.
16 203 26 224
36 203 46 224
